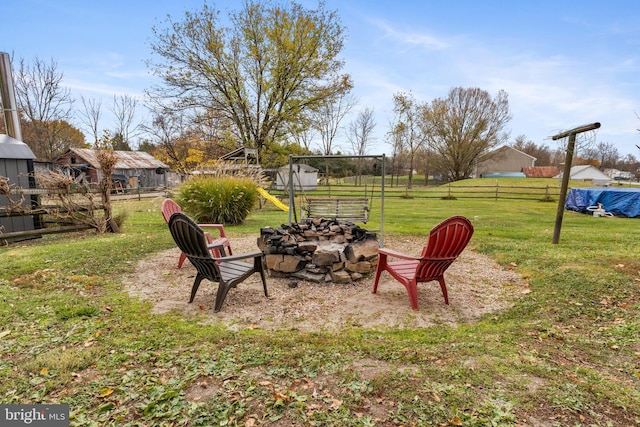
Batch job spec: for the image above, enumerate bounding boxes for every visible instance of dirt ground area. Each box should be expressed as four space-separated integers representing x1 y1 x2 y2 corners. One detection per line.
124 235 528 331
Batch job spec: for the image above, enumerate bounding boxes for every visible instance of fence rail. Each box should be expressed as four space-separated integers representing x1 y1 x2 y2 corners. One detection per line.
272 184 563 201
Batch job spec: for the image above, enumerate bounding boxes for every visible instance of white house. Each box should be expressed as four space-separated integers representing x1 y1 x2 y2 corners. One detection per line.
555 165 611 186
603 168 633 180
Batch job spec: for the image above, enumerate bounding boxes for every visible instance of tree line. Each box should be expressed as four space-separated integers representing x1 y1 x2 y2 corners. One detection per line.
3 0 639 183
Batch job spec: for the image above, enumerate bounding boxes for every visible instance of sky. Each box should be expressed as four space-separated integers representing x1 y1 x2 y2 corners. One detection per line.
4 0 640 158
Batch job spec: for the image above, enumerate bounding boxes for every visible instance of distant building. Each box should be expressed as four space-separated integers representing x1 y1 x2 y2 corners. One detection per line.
603 168 633 180
56 148 170 189
0 134 39 240
475 146 536 178
275 164 318 190
554 165 611 186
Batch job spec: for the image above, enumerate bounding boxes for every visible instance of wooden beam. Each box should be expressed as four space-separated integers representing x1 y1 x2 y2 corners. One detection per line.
551 122 600 140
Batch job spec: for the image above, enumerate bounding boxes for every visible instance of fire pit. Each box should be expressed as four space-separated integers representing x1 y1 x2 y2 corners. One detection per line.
257 218 379 283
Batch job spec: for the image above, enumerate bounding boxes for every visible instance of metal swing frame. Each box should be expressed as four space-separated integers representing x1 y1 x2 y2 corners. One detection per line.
287 154 386 246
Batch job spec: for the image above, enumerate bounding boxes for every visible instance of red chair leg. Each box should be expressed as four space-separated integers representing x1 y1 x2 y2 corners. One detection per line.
178 252 187 269
372 255 387 293
437 277 449 305
406 280 419 310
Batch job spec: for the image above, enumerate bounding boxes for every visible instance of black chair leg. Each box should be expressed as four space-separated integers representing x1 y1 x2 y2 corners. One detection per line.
255 257 269 297
189 273 205 303
214 282 233 313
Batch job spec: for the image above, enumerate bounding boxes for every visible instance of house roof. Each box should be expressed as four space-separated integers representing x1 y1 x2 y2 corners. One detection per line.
522 166 560 178
60 148 169 170
278 163 318 172
481 145 537 161
555 165 611 181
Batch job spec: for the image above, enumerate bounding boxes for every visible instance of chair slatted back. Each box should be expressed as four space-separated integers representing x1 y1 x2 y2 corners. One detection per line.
416 216 474 280
161 198 182 224
168 212 222 282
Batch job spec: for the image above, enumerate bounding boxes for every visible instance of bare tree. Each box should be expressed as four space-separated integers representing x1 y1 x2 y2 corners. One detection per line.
288 115 317 152
14 56 76 160
78 95 102 144
145 108 191 173
581 141 619 169
347 107 376 185
312 93 357 184
386 118 405 187
424 87 511 181
511 135 553 166
391 92 427 188
109 94 143 150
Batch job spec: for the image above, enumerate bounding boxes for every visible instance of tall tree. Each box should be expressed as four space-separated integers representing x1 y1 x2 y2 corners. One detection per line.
14 56 78 160
391 92 426 188
386 118 405 187
424 87 511 181
77 95 102 144
347 107 376 185
109 94 143 150
147 0 352 159
146 109 194 174
582 141 620 169
511 135 552 166
313 92 356 183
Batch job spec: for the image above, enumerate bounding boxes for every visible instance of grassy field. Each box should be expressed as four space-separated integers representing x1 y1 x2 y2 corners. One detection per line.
1 179 639 426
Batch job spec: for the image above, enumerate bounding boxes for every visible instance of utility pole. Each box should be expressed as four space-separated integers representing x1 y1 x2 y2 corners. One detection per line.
551 122 601 244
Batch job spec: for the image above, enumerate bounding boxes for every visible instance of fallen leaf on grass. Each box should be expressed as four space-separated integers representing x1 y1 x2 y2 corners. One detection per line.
99 387 113 398
329 398 342 410
273 391 288 401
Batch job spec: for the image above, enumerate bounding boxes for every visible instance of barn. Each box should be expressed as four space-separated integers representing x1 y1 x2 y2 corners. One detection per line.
56 148 170 190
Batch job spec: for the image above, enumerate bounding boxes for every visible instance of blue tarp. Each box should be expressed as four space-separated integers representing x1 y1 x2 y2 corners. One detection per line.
565 187 640 217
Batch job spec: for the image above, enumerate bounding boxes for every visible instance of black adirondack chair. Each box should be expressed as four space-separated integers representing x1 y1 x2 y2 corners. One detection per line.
168 212 268 312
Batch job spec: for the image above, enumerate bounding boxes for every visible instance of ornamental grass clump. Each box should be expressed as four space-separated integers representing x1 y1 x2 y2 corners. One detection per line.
176 176 259 225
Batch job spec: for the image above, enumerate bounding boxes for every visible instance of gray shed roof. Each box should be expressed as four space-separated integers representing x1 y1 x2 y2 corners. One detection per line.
0 134 35 159
62 148 169 170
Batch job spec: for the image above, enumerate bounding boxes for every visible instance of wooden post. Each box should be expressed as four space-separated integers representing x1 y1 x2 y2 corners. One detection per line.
551 122 600 244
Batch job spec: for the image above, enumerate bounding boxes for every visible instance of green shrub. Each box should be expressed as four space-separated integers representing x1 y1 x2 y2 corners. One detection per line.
176 176 259 225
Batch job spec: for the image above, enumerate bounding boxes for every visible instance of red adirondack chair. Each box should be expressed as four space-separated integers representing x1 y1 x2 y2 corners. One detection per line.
372 216 474 310
161 198 233 268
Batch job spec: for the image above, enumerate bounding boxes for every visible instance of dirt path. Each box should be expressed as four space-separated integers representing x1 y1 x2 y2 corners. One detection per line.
124 235 528 331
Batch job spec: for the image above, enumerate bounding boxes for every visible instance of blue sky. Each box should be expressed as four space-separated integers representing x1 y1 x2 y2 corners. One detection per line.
4 0 640 158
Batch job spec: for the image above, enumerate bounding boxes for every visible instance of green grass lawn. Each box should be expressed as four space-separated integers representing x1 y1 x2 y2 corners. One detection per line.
1 183 639 426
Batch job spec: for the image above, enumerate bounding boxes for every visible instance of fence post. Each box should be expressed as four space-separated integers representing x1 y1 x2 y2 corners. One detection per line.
495 183 499 200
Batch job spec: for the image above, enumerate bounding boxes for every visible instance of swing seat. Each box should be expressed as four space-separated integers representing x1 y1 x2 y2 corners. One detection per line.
303 197 369 223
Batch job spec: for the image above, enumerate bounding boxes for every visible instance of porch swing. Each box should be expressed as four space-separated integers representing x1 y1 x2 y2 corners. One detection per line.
287 153 387 245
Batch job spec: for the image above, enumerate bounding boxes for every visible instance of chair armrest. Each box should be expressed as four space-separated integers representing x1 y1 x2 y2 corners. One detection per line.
212 250 263 263
207 238 229 256
378 247 418 261
198 223 227 238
